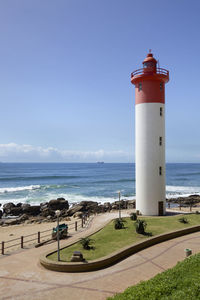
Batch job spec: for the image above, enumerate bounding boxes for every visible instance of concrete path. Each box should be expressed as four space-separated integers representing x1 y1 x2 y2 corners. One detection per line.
0 212 199 300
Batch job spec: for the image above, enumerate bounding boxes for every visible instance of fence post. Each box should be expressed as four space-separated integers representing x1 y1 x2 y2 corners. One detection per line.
38 232 40 243
81 217 84 227
75 221 77 231
2 241 4 255
21 236 24 249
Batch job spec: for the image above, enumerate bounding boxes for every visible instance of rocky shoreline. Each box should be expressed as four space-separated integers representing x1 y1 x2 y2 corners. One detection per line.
0 198 135 226
167 194 200 206
0 194 199 227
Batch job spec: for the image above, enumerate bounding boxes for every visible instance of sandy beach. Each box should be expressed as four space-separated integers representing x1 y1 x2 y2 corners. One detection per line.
0 215 84 255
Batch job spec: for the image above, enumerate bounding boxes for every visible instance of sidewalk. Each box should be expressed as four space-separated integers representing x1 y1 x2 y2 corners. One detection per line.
0 211 199 300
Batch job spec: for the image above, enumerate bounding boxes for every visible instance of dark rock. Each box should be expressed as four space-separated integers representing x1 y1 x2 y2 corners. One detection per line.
57 197 66 201
167 195 200 205
79 201 99 213
111 200 126 209
80 201 98 209
23 205 41 216
22 203 31 211
16 202 22 207
49 198 69 210
188 194 200 199
3 202 15 215
104 202 112 208
18 214 29 222
40 207 54 217
40 202 48 207
4 219 18 226
9 206 23 216
126 200 136 209
0 210 2 219
112 204 118 210
66 205 83 216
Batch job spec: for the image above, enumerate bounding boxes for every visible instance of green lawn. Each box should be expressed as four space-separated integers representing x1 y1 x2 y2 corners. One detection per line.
48 214 200 262
107 253 200 300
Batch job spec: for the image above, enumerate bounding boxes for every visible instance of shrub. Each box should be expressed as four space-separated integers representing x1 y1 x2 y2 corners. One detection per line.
114 218 125 230
80 237 94 250
178 217 188 224
130 212 137 221
135 219 146 234
195 210 200 214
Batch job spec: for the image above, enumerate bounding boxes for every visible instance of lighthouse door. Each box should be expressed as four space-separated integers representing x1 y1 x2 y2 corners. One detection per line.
158 201 164 216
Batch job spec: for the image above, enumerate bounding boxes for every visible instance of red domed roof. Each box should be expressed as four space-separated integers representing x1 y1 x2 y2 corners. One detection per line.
143 52 157 64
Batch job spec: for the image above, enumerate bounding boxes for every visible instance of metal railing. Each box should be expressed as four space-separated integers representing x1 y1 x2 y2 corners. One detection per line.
131 67 169 78
0 215 90 255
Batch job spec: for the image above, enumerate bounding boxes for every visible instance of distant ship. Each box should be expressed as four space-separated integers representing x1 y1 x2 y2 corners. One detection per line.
97 162 104 164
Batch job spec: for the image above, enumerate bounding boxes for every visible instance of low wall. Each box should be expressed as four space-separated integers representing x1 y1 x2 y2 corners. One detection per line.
40 225 200 273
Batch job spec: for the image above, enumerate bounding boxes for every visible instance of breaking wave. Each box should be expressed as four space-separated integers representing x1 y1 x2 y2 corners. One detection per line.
0 185 41 194
166 185 200 198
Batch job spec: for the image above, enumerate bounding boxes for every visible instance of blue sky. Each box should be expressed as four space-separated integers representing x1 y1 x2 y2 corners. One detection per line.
0 0 199 162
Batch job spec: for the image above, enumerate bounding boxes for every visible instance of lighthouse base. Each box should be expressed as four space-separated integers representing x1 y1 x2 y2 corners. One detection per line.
136 199 166 216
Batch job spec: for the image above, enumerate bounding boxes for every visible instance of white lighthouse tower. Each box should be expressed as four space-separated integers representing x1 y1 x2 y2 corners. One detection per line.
131 52 169 216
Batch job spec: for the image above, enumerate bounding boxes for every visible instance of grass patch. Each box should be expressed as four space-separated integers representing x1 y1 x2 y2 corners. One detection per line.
48 214 200 262
107 253 200 300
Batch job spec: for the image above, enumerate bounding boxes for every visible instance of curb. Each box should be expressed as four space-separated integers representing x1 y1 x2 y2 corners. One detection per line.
40 224 200 273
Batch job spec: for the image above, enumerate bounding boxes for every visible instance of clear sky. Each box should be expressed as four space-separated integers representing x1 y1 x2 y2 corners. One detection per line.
0 0 199 162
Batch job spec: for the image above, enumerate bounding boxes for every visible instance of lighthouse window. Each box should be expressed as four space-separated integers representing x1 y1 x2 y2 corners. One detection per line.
139 83 142 91
160 83 163 91
159 166 162 176
159 137 162 146
160 107 163 116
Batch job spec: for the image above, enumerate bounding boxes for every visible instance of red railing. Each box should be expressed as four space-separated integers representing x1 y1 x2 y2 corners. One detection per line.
131 67 169 78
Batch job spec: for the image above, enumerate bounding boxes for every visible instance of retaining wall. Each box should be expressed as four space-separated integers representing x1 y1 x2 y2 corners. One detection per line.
40 224 200 272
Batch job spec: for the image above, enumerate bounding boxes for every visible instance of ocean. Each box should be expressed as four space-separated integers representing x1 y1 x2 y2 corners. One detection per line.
0 163 200 207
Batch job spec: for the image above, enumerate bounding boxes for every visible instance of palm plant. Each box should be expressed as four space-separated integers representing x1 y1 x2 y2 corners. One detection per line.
135 219 147 234
80 237 94 250
130 212 137 221
114 218 125 230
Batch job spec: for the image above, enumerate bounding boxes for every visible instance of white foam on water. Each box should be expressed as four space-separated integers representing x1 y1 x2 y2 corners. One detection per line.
36 192 135 205
0 184 199 207
166 185 200 198
0 185 41 194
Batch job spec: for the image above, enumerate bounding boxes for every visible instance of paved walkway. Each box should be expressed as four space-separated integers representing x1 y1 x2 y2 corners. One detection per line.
0 212 199 300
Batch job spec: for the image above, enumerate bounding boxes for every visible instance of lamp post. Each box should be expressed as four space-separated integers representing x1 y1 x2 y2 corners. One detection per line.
55 210 61 261
118 191 121 219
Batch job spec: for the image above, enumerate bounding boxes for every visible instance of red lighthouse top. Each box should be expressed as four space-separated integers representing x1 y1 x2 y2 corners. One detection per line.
131 52 169 85
131 52 169 105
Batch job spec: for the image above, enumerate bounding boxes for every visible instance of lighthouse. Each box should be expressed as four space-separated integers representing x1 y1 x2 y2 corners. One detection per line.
131 52 169 216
